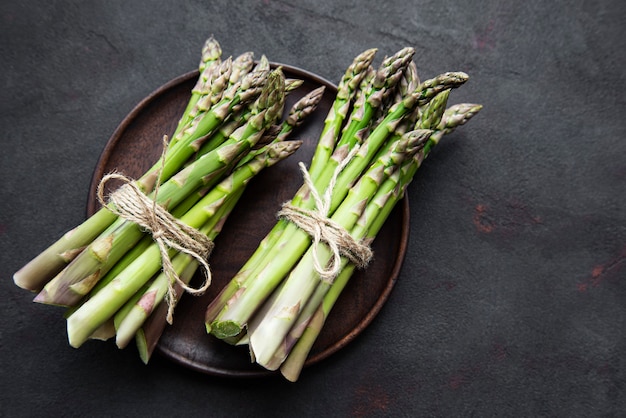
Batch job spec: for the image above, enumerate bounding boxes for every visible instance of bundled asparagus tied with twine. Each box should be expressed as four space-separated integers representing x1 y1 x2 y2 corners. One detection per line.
204 46 482 381
13 37 324 361
14 37 481 378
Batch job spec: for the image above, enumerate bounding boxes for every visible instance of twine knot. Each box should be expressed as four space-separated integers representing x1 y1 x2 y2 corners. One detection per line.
278 148 373 283
97 136 214 324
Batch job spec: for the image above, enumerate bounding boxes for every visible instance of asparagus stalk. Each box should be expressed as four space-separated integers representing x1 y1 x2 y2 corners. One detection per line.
307 48 377 177
65 71 286 347
284 78 304 92
172 37 223 141
198 37 222 73
279 103 483 381
115 140 301 350
431 103 484 141
228 52 255 87
247 130 431 367
418 89 451 130
179 57 234 139
276 85 326 142
268 158 408 372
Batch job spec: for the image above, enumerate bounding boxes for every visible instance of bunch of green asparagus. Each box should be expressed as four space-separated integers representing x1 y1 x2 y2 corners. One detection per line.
13 37 325 362
204 47 482 381
14 37 481 378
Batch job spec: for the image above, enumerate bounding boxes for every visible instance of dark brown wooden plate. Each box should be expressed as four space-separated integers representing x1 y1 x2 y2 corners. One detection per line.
87 64 409 377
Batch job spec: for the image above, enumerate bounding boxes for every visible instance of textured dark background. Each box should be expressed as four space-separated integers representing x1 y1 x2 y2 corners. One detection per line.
1 1 625 416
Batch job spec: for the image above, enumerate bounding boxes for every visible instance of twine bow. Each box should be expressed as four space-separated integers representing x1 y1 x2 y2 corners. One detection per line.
278 147 373 283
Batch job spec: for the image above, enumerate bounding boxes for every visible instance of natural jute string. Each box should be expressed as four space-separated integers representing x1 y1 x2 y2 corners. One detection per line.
278 147 373 283
97 136 214 324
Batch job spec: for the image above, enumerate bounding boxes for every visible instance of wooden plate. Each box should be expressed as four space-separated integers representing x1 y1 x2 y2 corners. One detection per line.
87 64 409 377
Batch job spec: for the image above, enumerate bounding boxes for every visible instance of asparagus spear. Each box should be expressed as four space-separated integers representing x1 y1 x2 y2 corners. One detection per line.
247 130 431 367
279 103 483 381
114 140 301 349
307 48 377 177
284 78 305 92
134 189 243 364
204 51 427 331
203 49 377 326
276 85 326 142
172 37 223 141
267 157 408 372
198 37 221 72
418 89 451 130
228 52 255 87
64 70 286 347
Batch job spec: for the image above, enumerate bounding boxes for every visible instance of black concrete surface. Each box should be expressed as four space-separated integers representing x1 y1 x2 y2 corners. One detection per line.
1 1 624 416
